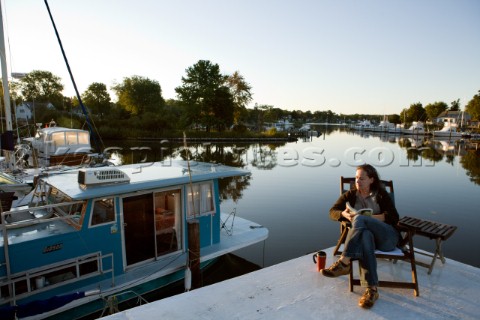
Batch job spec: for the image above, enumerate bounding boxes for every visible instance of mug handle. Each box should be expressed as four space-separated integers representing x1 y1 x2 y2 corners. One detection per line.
313 253 317 263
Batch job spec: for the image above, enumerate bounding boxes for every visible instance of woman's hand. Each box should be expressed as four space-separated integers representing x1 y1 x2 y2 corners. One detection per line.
342 209 355 222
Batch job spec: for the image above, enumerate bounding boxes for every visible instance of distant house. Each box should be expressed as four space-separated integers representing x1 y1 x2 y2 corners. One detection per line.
15 103 32 120
71 105 92 116
15 102 56 121
434 111 471 126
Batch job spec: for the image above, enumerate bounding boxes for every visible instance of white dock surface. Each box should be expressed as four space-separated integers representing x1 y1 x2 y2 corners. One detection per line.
103 247 480 320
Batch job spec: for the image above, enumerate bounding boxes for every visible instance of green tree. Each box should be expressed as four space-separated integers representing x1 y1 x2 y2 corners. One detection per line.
424 101 448 122
449 99 460 111
175 60 234 132
210 86 234 131
388 114 401 124
226 71 253 124
465 90 480 121
402 102 426 123
112 76 164 115
81 82 111 115
16 70 64 107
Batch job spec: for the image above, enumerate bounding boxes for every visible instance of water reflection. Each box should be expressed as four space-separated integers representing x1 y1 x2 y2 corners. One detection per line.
345 131 480 185
105 129 480 188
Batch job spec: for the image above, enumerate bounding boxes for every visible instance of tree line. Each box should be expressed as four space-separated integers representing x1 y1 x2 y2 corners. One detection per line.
1 59 479 140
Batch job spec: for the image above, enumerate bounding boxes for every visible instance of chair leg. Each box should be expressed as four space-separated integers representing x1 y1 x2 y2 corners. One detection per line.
333 226 349 256
349 262 354 292
407 232 420 296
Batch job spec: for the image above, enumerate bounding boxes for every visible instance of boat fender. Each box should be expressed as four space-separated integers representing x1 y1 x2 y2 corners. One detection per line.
184 267 192 292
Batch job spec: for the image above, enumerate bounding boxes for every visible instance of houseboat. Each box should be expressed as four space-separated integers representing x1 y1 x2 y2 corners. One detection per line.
0 160 268 319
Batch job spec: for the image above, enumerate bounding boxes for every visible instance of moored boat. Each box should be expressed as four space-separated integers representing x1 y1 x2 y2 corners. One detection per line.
350 120 374 131
388 124 403 134
402 121 427 135
432 122 463 138
0 161 268 319
372 120 395 133
22 123 95 169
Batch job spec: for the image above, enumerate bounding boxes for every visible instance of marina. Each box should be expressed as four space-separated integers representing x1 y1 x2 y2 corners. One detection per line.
0 1 478 318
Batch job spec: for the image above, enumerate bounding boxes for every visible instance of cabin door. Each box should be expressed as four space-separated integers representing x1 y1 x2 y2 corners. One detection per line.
123 193 155 266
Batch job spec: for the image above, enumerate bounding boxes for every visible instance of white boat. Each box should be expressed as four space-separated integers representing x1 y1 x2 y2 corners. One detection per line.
298 124 319 137
21 123 95 168
432 122 463 138
402 121 427 135
0 161 268 319
372 120 395 133
351 120 374 131
388 124 403 134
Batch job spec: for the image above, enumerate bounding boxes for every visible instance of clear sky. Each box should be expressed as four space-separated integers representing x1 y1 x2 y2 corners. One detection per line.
2 0 479 115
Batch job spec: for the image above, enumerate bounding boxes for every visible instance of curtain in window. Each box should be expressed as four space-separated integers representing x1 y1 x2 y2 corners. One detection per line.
188 183 213 216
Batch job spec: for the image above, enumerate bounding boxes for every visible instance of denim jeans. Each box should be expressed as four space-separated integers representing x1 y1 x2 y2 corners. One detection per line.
342 215 399 287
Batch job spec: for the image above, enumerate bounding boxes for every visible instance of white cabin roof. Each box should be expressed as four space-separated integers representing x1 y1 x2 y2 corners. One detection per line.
41 161 250 200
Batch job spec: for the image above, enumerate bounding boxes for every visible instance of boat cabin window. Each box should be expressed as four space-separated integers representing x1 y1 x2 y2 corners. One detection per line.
187 182 214 218
78 131 89 144
91 198 116 226
66 131 78 145
52 132 66 146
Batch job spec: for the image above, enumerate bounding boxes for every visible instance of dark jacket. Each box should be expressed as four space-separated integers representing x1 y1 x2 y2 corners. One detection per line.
329 188 399 226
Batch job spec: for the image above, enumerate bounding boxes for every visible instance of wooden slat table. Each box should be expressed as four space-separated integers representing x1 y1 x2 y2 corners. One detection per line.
398 216 457 274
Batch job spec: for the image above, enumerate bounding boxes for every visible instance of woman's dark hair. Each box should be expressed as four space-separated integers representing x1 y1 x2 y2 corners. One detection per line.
356 164 381 192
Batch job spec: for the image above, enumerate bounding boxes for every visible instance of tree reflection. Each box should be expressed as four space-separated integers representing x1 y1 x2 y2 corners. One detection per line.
460 149 480 185
218 175 251 203
395 136 480 185
251 144 279 170
417 146 443 163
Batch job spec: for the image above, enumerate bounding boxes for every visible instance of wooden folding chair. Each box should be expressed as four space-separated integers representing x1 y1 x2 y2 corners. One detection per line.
332 176 419 296
332 176 394 256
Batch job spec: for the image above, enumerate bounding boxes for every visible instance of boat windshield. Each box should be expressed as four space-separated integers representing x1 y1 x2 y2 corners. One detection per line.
48 187 86 229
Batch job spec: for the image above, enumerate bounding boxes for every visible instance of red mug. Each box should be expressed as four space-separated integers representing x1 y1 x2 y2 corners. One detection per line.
312 251 326 272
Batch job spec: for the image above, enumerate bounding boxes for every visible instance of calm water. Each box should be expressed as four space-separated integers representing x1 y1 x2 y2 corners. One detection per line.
106 127 480 269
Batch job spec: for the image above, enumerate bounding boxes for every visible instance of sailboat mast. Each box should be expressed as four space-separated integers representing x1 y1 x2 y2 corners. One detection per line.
0 1 13 131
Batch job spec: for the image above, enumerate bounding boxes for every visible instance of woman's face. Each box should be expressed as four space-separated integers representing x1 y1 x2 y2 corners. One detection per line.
355 169 374 192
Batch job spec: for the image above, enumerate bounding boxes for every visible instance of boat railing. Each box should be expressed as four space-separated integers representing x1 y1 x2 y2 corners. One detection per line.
0 252 114 305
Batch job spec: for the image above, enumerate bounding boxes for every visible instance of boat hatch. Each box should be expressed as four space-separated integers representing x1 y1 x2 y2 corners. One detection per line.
78 168 130 187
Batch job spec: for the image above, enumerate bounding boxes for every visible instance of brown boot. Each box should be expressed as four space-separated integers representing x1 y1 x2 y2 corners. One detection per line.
358 287 379 309
321 259 351 277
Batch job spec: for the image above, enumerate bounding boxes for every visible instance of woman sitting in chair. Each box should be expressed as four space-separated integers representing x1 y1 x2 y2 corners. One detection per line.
322 164 400 309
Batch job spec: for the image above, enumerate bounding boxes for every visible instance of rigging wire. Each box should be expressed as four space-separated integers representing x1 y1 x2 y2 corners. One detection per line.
43 0 103 152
